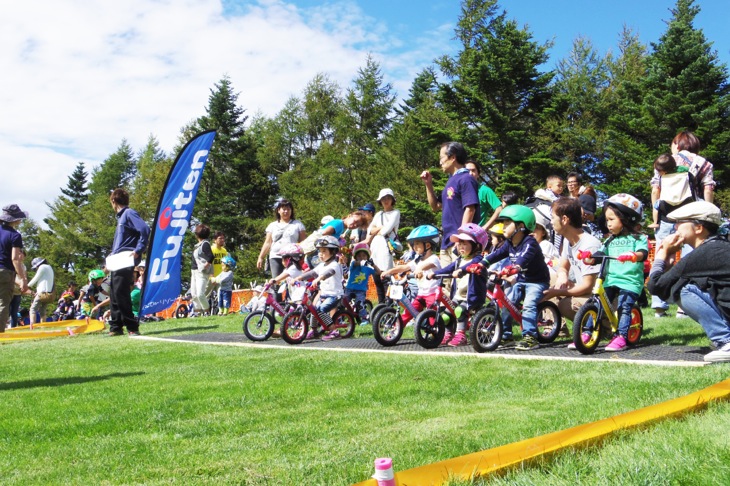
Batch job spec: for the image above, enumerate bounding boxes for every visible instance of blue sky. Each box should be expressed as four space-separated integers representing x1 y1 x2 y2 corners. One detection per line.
2 0 727 225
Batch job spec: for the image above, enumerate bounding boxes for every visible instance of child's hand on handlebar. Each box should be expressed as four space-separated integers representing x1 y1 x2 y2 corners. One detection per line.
499 265 520 277
465 263 483 275
617 252 639 263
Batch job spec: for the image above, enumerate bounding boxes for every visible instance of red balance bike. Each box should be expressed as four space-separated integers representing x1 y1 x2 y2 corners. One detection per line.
470 269 562 352
242 282 292 341
280 282 356 344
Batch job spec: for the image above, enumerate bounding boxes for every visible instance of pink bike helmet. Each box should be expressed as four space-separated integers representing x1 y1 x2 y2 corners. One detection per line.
449 222 488 250
352 242 371 258
278 243 304 258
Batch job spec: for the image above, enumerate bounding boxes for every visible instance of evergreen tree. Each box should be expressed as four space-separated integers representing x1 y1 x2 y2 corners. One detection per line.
131 134 170 222
60 162 89 207
436 0 554 197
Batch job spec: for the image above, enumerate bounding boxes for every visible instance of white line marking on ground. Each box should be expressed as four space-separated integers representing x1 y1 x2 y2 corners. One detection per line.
133 336 709 367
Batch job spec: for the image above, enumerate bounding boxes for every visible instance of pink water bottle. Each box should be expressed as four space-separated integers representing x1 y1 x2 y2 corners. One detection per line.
372 457 396 486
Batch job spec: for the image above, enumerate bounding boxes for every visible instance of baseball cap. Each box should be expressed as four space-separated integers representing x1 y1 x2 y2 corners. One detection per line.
666 201 723 226
578 194 596 215
358 203 375 213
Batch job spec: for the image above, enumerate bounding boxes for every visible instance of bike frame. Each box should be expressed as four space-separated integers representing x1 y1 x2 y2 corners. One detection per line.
486 277 523 326
291 284 345 332
587 258 619 331
257 284 290 318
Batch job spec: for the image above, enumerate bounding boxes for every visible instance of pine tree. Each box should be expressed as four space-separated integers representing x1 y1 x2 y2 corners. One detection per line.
435 0 554 197
60 162 89 207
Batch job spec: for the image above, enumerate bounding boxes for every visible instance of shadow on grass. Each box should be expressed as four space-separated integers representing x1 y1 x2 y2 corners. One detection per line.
143 325 219 335
0 372 145 391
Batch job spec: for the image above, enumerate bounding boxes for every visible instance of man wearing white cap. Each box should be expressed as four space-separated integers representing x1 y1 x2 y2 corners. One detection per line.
648 201 730 362
0 204 29 330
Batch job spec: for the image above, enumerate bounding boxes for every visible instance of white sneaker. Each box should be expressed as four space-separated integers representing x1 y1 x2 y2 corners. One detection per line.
675 310 689 319
704 342 730 363
654 312 669 318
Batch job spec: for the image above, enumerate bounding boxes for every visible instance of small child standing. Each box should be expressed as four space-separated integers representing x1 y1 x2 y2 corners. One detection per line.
344 242 379 325
431 223 488 346
471 205 551 350
381 225 442 326
294 235 344 341
78 269 106 321
592 194 648 352
210 255 236 315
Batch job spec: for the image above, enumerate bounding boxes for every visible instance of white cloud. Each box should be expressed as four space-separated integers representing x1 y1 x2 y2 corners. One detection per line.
1 0 452 225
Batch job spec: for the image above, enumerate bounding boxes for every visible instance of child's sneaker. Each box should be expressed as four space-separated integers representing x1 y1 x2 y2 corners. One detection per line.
359 319 369 326
704 342 730 363
605 335 627 352
305 328 320 340
567 332 591 349
321 330 340 342
440 330 453 346
448 331 468 347
499 334 516 348
516 335 539 351
675 309 689 319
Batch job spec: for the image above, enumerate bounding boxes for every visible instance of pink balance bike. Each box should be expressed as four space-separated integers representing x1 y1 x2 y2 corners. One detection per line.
470 270 562 352
412 276 458 349
370 274 425 347
242 282 292 341
280 282 356 344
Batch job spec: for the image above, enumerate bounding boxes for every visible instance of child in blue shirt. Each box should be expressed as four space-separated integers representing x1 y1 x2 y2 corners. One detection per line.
472 205 550 350
344 242 379 324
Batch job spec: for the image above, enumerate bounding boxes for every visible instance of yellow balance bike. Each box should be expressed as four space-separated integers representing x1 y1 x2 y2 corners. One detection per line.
572 250 644 355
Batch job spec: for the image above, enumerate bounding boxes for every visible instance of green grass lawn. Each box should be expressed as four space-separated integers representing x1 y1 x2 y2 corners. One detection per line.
1 309 728 485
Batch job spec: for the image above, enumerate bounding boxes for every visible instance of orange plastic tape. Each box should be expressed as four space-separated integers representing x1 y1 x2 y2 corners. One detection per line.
353 379 730 486
0 319 105 341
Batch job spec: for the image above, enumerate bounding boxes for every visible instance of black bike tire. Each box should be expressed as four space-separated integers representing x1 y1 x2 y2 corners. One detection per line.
243 311 275 341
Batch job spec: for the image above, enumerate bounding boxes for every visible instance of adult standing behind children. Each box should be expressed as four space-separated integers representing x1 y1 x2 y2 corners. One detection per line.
366 188 400 303
542 198 602 335
420 141 480 269
465 160 502 229
0 204 29 331
210 231 228 277
28 257 54 325
190 224 214 317
648 201 730 363
649 131 715 318
257 199 306 279
108 188 150 336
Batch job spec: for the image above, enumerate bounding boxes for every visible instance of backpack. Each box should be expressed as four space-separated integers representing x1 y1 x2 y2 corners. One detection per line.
676 152 712 201
658 170 695 207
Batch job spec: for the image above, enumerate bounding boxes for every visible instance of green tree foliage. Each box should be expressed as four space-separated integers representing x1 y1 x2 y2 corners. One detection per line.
131 135 171 223
436 0 554 197
60 162 89 207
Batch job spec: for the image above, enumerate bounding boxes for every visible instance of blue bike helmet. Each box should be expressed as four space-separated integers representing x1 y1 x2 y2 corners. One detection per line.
221 255 237 270
406 225 440 248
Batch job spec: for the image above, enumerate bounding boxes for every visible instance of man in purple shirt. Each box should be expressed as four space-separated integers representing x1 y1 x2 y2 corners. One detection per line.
420 141 480 269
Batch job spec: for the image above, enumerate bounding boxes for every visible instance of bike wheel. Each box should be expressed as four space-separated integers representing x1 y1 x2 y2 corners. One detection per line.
536 301 562 343
372 307 404 346
572 301 602 354
175 304 189 319
413 309 445 349
331 311 356 338
281 309 308 344
470 306 502 352
368 302 391 323
627 305 644 344
243 311 275 341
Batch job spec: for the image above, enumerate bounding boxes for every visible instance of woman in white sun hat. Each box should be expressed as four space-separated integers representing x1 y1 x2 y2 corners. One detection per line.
366 188 401 302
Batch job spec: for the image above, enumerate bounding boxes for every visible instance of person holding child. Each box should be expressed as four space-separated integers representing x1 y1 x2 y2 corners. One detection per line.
470 206 551 350
534 175 565 203
381 225 442 327
432 223 488 347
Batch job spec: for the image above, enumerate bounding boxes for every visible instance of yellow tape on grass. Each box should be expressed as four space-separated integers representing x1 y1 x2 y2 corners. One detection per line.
354 379 730 485
0 319 105 341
